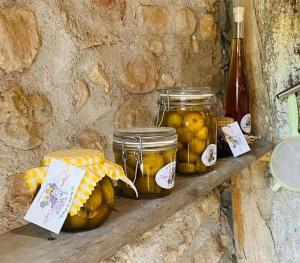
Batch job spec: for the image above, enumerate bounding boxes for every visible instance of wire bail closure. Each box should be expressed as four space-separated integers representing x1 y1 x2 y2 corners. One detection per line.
121 136 144 184
155 90 170 127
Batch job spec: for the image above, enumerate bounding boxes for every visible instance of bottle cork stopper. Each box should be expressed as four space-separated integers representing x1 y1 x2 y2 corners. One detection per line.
233 7 245 22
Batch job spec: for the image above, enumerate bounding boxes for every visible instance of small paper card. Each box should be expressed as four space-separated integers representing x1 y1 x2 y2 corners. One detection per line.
24 159 85 234
221 122 251 157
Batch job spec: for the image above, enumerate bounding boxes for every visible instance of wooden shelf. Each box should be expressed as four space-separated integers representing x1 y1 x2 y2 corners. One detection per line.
0 140 273 263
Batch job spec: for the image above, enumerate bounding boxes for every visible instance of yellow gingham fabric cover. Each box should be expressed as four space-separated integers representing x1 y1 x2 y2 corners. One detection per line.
25 148 137 216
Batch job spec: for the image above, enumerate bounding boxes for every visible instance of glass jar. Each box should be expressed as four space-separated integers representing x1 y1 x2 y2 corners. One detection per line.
31 177 115 232
156 87 217 176
62 177 114 231
216 117 234 159
113 127 177 199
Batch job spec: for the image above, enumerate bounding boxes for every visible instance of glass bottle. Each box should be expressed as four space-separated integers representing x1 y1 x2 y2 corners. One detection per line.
225 5 251 134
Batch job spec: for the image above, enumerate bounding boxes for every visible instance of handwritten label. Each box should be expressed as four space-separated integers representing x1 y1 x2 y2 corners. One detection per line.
221 122 251 157
24 159 85 234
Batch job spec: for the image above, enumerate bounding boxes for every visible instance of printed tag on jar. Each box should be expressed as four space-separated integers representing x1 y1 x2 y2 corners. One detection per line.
155 161 176 189
240 114 251 134
201 144 217 166
222 122 251 157
24 159 85 234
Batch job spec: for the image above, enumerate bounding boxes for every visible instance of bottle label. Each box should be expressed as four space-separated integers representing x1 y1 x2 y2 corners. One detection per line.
221 122 251 157
240 114 251 134
201 144 217 167
155 161 176 189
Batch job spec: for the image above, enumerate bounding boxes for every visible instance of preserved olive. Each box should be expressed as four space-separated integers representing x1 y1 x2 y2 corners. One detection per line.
63 208 88 231
86 204 111 229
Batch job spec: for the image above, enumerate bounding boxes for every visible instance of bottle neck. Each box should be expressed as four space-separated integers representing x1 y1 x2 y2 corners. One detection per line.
233 21 244 39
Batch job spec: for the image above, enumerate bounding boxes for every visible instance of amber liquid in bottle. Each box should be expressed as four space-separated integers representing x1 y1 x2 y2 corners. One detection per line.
225 7 251 134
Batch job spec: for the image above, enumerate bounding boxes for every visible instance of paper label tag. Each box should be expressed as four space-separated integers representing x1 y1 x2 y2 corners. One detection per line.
222 122 251 157
202 144 217 166
24 159 85 234
155 161 176 189
240 114 251 134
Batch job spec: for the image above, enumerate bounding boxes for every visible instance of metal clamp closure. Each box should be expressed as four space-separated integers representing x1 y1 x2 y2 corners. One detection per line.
121 136 144 184
155 90 170 127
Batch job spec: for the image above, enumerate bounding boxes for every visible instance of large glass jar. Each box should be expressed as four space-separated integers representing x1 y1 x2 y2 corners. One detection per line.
113 127 177 199
156 87 217 176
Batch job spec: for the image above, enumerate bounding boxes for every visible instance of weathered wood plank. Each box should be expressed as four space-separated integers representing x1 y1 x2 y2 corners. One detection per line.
0 140 273 263
232 162 277 263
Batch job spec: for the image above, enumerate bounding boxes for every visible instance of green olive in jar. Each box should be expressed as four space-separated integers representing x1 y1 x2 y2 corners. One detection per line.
177 127 193 143
162 150 176 164
177 149 198 163
166 112 183 128
126 152 138 168
101 177 115 205
136 176 161 195
87 204 112 229
63 208 88 231
195 126 209 140
183 113 205 133
190 138 206 154
177 162 197 174
84 186 102 211
142 153 165 177
114 151 136 180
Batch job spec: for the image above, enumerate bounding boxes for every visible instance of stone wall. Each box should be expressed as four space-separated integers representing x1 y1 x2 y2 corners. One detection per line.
104 192 233 263
232 1 300 262
0 0 226 233
250 1 300 261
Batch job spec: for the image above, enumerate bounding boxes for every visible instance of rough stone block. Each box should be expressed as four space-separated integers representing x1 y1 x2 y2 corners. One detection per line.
92 0 126 20
59 0 122 48
0 6 40 72
76 129 107 151
199 14 217 41
149 39 164 57
74 80 90 112
122 54 160 94
89 64 110 94
115 97 153 129
0 87 51 150
140 6 168 36
175 8 197 37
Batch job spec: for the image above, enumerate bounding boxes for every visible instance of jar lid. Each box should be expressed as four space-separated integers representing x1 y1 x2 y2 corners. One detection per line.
113 127 177 151
158 87 214 101
216 117 235 127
